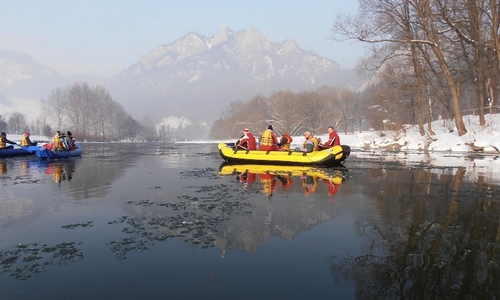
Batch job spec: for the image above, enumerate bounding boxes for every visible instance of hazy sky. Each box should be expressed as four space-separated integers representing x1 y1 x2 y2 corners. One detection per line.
1 0 363 77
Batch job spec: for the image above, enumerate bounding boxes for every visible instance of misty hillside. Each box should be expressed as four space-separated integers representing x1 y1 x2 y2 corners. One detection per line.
0 27 362 125
108 26 361 123
0 50 66 99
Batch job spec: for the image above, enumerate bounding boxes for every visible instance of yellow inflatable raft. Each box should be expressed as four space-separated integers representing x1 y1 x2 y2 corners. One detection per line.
217 143 350 166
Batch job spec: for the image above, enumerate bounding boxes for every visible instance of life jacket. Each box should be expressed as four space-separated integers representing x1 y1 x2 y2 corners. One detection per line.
311 136 320 151
0 138 5 148
260 129 276 147
20 135 30 146
53 134 62 149
280 134 293 151
304 136 320 151
54 134 69 149
301 139 314 152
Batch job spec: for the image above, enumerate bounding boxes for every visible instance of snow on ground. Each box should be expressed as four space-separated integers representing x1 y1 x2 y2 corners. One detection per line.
198 113 500 153
340 113 500 153
4 114 500 173
323 114 500 181
191 114 500 176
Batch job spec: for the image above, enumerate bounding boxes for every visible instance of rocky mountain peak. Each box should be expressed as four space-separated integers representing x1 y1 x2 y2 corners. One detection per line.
168 32 208 61
235 27 272 51
107 26 353 123
210 25 233 48
277 39 300 56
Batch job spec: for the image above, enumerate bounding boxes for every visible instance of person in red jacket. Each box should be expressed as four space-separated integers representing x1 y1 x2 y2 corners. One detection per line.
234 128 257 150
319 126 340 149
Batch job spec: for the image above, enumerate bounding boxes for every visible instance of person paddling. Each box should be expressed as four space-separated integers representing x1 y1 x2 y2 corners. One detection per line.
20 132 36 146
235 128 257 150
0 132 18 149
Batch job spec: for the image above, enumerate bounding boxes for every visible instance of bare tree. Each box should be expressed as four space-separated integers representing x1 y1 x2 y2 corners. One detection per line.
332 0 469 135
67 82 93 136
270 91 309 135
94 84 114 140
42 87 67 132
41 82 141 141
337 87 358 133
7 112 27 134
315 86 342 130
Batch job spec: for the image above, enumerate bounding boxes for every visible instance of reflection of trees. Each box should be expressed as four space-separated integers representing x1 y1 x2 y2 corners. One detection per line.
107 168 343 259
107 182 252 260
47 144 141 199
0 145 140 228
330 167 500 299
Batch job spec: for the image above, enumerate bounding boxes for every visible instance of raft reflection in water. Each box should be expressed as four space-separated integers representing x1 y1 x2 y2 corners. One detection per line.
39 159 77 183
219 163 348 198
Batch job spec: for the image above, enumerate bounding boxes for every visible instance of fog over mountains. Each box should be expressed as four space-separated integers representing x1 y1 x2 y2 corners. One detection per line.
0 51 64 99
1 26 361 124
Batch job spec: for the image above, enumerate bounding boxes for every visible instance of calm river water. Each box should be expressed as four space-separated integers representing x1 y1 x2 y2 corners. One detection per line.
1 143 500 300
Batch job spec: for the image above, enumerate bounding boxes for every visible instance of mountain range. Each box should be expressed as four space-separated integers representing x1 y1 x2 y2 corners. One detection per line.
1 26 361 123
0 51 65 100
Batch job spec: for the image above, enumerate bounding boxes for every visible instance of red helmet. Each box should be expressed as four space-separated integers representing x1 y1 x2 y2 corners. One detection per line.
25 132 30 136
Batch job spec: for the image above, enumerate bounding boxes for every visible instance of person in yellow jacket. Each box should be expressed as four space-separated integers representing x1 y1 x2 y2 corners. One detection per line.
295 131 319 152
259 125 280 151
0 132 17 149
53 131 65 150
302 132 320 151
310 134 320 151
20 132 34 146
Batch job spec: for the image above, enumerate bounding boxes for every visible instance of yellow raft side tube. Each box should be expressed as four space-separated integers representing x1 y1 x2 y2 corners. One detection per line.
218 143 349 166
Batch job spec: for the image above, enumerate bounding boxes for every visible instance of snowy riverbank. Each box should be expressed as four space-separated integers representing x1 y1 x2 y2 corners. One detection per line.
4 114 500 154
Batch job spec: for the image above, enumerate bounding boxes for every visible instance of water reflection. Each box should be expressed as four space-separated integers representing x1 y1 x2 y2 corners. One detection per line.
38 160 77 183
0 160 6 175
328 165 500 299
104 164 349 260
218 163 348 198
2 144 500 299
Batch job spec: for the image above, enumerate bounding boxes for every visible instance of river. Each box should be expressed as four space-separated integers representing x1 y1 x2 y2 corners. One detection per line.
1 143 499 299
